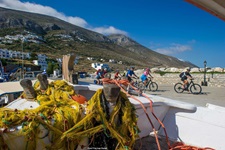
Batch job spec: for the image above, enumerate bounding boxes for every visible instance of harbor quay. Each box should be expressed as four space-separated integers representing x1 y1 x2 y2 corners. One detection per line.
78 75 225 108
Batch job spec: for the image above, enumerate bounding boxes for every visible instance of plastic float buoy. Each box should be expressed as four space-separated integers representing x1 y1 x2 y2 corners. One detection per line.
71 94 88 104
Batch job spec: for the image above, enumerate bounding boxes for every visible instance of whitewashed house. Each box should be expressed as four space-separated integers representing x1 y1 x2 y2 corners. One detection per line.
0 49 10 59
91 63 110 70
109 59 115 63
87 57 94 60
100 58 105 62
33 54 48 71
9 51 20 59
0 49 30 60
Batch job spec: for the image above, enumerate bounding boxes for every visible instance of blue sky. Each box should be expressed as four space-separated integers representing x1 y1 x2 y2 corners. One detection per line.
0 0 225 68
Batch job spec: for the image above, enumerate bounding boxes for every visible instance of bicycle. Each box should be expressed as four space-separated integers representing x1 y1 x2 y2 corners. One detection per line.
134 77 158 92
174 79 202 94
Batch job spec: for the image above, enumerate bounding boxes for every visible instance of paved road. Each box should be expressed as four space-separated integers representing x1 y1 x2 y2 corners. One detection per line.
147 83 225 107
78 78 225 107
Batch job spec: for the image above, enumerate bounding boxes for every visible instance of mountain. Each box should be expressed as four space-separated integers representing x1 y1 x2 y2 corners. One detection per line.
0 7 197 69
107 34 197 67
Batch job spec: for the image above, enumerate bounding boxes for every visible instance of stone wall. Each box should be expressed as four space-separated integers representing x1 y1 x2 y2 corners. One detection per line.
104 70 225 87
149 73 225 87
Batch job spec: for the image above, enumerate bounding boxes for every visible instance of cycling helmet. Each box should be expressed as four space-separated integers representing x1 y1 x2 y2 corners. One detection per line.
146 68 150 71
186 67 191 71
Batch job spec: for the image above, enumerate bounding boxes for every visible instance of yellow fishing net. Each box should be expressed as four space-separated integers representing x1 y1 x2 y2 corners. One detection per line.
0 80 82 149
0 80 139 150
62 89 139 150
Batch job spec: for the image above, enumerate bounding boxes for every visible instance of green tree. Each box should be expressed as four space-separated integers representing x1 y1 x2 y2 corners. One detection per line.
47 62 54 75
53 63 59 70
0 58 7 66
30 52 38 60
47 62 59 75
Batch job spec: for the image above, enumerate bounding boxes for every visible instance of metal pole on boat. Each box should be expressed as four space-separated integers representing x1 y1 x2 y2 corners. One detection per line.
21 38 25 79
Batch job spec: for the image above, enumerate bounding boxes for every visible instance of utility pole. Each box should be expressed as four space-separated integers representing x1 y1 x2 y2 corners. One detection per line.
21 37 25 79
202 60 207 86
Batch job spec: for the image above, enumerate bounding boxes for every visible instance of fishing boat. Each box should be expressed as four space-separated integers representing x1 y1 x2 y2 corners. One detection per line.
1 0 225 149
0 54 224 150
70 80 225 150
1 75 224 150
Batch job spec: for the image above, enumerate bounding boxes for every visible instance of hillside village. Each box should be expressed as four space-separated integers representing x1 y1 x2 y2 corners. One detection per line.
1 46 225 74
0 6 200 69
2 47 224 88
0 48 50 71
0 30 44 44
0 30 127 73
0 30 224 78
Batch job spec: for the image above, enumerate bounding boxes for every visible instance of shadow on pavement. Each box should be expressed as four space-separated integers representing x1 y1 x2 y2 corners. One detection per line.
78 81 92 86
199 92 210 95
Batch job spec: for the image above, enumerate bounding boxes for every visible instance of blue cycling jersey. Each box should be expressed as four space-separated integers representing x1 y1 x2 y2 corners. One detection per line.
126 70 135 77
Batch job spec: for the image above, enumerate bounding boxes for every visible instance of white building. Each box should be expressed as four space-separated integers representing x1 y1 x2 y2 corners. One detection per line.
91 63 110 70
10 51 30 59
109 59 115 63
87 57 94 60
33 54 48 71
100 58 105 62
0 49 31 59
0 49 10 59
9 51 20 58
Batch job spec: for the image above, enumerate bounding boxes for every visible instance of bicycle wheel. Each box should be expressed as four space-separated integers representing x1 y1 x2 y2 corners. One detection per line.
174 83 184 93
133 81 139 89
148 82 158 91
190 84 202 94
138 82 146 91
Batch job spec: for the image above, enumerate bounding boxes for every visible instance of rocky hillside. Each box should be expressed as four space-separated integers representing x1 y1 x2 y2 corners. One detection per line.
108 34 197 67
0 7 197 69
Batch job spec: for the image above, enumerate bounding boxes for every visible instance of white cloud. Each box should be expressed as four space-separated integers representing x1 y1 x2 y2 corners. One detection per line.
155 43 192 55
0 0 126 35
92 26 127 35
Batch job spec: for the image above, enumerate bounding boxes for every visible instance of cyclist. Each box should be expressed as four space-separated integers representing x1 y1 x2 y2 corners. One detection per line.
179 68 193 90
103 68 108 76
95 67 104 84
140 68 154 87
114 69 122 80
126 66 138 85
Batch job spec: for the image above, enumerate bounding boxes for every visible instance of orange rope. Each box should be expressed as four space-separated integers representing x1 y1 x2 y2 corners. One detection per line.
170 142 215 150
101 78 215 150
102 78 162 150
129 83 171 149
126 82 215 150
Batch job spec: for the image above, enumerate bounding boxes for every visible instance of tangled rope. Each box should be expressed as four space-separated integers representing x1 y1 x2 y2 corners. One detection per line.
101 78 215 150
61 88 139 149
0 78 215 150
0 79 139 150
0 80 83 149
170 142 215 150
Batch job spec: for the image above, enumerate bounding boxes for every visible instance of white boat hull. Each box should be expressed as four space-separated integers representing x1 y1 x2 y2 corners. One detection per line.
2 98 51 150
1 82 224 149
159 103 225 150
75 83 223 150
